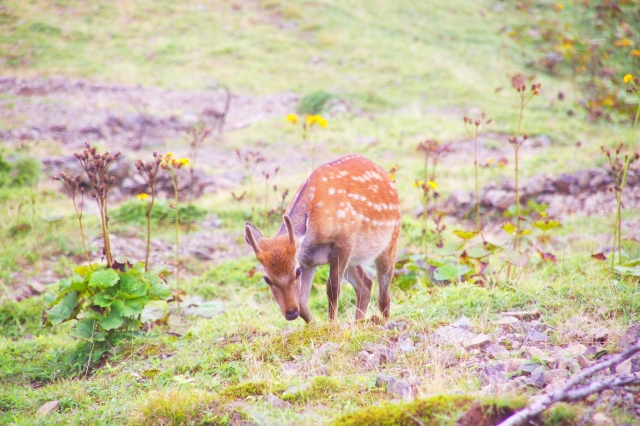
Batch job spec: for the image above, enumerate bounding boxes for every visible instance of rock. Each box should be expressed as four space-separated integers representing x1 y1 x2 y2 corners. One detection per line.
482 189 515 210
497 358 527 373
574 170 592 189
357 344 397 370
398 338 416 353
564 343 587 356
532 134 552 148
589 327 611 343
528 369 568 389
499 310 540 320
452 316 474 331
480 364 507 385
384 320 407 332
577 355 591 369
433 350 457 368
36 401 59 416
553 174 574 194
525 346 546 359
523 175 546 196
592 412 614 425
527 330 549 342
449 190 472 209
485 344 510 359
618 324 640 350
464 334 492 350
434 326 475 344
496 316 520 326
524 320 548 333
375 374 419 399
518 362 543 375
556 354 568 370
311 342 340 365
589 172 613 191
265 394 291 409
281 383 310 398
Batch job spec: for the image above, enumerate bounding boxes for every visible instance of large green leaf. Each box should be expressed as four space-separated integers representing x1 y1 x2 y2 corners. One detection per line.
433 263 471 282
100 300 125 330
118 273 147 299
123 296 149 317
70 319 103 341
94 290 115 307
89 269 120 290
46 291 79 325
145 273 172 300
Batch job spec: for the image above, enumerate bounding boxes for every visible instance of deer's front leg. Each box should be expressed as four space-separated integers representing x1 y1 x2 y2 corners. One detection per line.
298 266 316 323
326 245 351 321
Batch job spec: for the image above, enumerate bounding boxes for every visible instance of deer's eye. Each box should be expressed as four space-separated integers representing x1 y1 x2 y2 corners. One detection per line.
295 267 302 279
263 276 272 286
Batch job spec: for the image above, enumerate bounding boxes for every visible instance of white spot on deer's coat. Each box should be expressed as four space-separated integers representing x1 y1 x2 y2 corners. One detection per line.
337 210 346 218
328 188 335 195
322 177 328 182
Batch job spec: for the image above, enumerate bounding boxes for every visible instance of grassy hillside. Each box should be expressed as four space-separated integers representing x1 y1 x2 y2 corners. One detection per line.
1 0 640 425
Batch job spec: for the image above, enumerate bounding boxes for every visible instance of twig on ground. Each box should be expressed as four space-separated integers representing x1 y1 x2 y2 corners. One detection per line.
498 343 640 426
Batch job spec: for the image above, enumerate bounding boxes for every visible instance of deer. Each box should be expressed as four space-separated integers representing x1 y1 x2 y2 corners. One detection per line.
244 154 401 323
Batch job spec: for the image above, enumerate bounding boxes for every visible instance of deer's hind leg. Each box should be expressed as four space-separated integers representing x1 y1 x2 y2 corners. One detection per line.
346 265 373 320
374 225 400 319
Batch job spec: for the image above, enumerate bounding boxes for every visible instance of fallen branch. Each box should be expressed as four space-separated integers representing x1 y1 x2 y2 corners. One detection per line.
498 343 640 426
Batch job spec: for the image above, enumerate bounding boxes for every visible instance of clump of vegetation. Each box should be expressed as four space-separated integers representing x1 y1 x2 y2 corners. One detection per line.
282 376 343 403
297 90 333 115
43 264 171 366
219 381 268 400
131 390 224 426
112 199 207 227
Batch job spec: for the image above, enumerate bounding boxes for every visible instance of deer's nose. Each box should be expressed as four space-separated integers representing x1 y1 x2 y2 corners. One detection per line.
285 308 299 321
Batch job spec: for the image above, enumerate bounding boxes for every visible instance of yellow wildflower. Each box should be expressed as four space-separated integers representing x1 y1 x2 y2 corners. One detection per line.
165 152 174 159
615 39 633 48
315 115 328 128
137 193 149 200
427 181 438 190
413 180 424 188
306 115 318 125
178 158 190 166
286 113 298 124
624 74 634 83
631 50 640 57
389 173 395 182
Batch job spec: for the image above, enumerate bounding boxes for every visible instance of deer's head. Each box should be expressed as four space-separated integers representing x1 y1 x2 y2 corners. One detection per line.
245 215 307 321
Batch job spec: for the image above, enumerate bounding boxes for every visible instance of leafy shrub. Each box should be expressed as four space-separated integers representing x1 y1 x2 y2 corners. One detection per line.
297 91 333 115
0 153 41 188
44 263 171 360
112 199 207 226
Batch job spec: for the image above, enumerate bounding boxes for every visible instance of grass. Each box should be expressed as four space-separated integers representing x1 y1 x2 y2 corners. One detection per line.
1 0 640 424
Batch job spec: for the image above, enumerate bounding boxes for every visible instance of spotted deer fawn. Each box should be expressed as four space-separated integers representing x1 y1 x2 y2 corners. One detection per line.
245 154 401 322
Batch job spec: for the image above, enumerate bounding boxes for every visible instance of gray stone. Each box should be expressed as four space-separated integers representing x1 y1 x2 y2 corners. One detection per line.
374 374 419 399
523 175 547 196
553 174 574 194
450 190 472 208
265 394 291 409
434 350 457 368
524 320 548 333
384 320 407 332
434 326 475 343
480 364 507 385
618 324 640 350
463 334 491 350
482 188 515 210
528 369 568 389
518 362 542 375
497 358 527 373
398 338 416 353
311 342 340 365
527 330 549 342
36 401 59 417
485 344 510 359
452 316 474 331
281 383 310 398
589 327 611 343
525 346 546 359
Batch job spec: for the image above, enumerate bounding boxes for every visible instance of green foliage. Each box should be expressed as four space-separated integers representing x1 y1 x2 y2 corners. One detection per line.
282 376 343 402
44 263 171 348
0 154 41 188
296 91 333 115
112 200 207 226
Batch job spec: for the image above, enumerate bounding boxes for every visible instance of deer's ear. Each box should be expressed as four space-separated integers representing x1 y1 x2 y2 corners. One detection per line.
283 214 307 246
283 215 295 245
245 223 263 255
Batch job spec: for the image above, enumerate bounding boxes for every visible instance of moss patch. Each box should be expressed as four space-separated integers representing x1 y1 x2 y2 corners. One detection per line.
130 390 225 426
219 381 268 400
282 376 345 403
334 395 579 426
